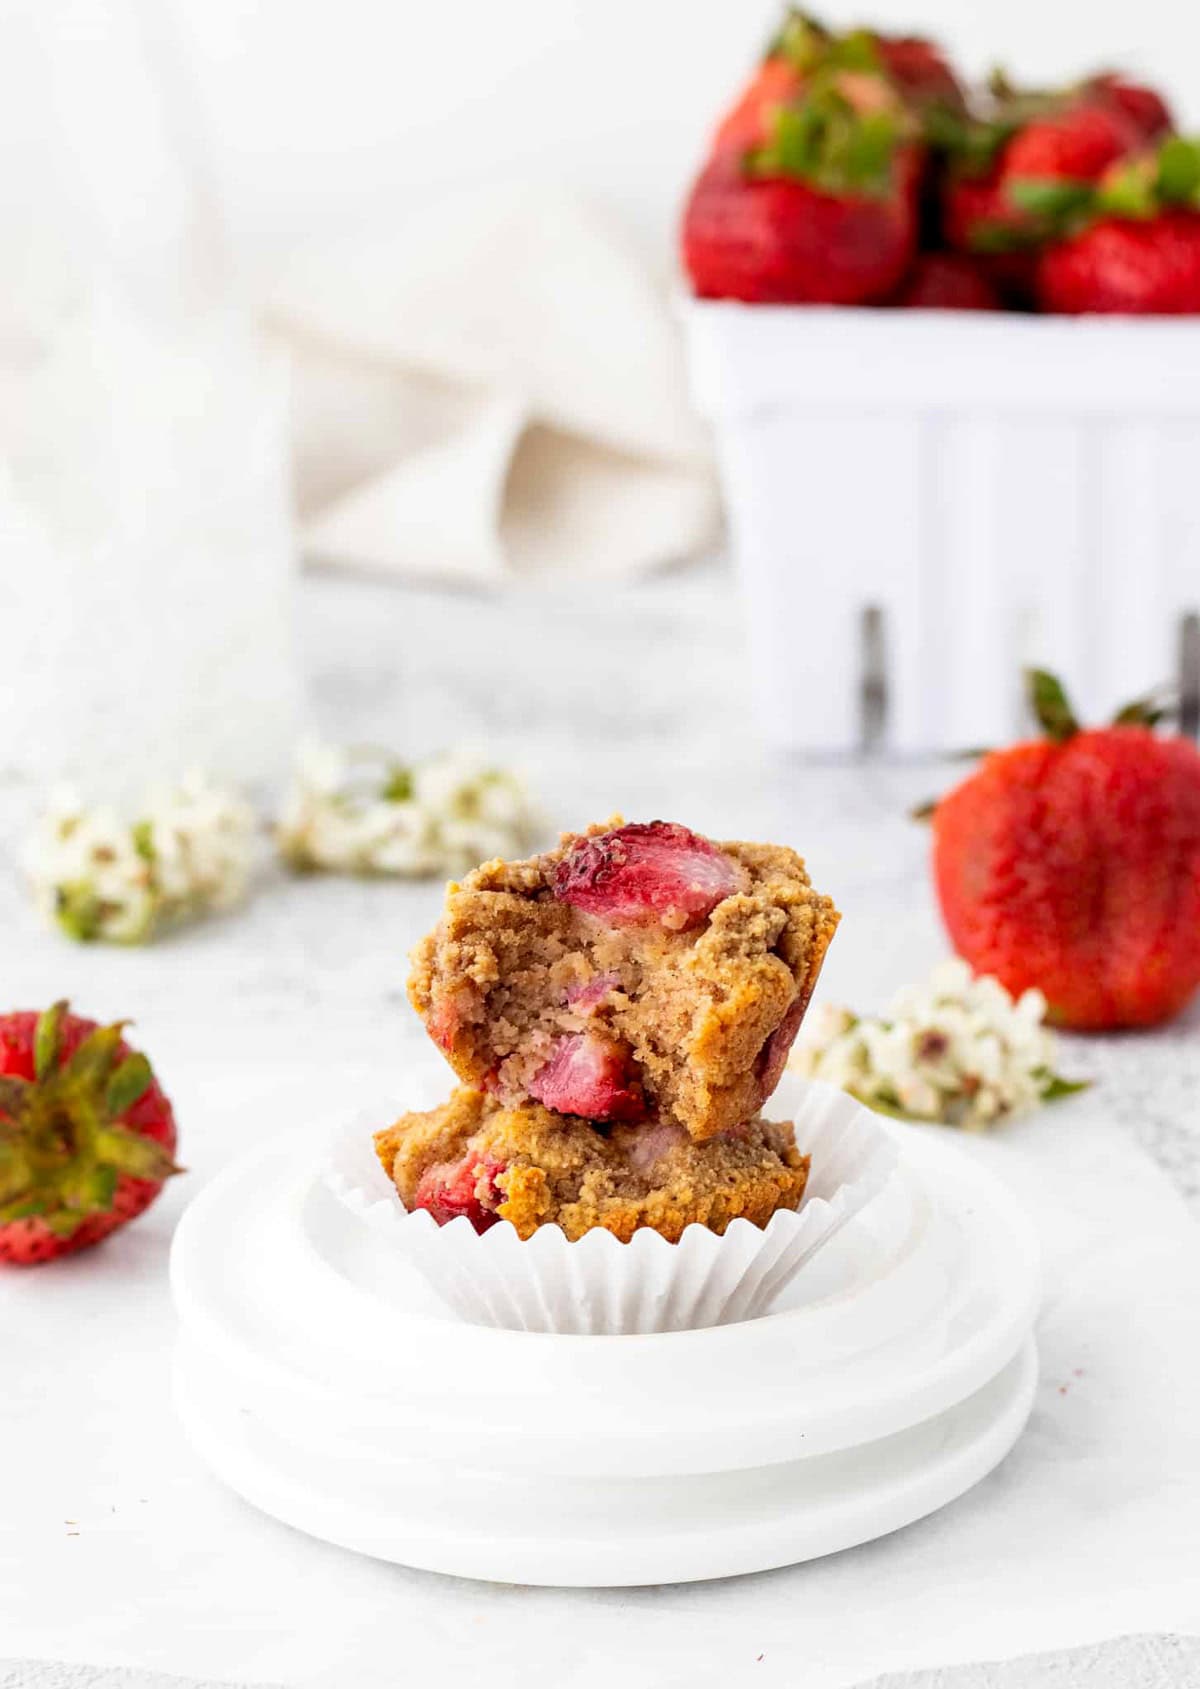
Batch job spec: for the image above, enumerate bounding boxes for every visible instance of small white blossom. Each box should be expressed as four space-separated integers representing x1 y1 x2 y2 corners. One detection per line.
791 960 1087 1130
26 774 257 944
277 743 537 878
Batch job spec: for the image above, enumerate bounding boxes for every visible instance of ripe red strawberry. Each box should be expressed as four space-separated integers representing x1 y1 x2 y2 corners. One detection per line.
554 820 737 929
1036 209 1200 313
932 672 1200 1029
1001 101 1140 188
1086 73 1174 142
892 251 1001 309
683 146 917 305
1031 136 1200 313
946 101 1138 246
528 1032 645 1121
413 1153 504 1232
0 1003 179 1264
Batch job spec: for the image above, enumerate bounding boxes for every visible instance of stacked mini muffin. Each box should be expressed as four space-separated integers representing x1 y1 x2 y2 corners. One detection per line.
375 818 839 1242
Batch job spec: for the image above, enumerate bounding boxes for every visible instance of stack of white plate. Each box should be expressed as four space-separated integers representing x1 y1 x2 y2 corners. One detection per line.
170 1087 1040 1587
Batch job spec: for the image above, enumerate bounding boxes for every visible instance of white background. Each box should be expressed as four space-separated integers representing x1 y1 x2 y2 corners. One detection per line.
166 0 1200 265
6 0 1200 289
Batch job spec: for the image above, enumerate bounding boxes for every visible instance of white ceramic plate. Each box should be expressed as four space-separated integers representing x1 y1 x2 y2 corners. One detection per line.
172 1336 1037 1587
171 1092 1039 1478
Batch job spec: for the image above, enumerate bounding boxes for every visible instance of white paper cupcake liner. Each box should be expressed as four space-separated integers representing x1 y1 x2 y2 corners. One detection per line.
322 1080 899 1335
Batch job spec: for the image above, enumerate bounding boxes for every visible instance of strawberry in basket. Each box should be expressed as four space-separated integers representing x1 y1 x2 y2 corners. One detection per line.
931 672 1200 1029
713 10 965 156
1084 72 1174 143
1029 136 1200 313
891 251 1000 309
942 92 1142 297
684 70 920 304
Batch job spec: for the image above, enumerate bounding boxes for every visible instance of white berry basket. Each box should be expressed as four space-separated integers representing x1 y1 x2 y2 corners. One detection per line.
684 300 1200 755
323 1077 898 1336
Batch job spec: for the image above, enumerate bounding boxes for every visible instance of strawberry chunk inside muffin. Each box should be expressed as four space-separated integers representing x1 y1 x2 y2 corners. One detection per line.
412 1152 506 1233
408 816 839 1141
527 1031 645 1122
553 821 738 931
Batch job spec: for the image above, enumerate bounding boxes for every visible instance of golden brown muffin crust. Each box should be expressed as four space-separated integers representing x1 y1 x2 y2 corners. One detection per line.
375 1086 810 1243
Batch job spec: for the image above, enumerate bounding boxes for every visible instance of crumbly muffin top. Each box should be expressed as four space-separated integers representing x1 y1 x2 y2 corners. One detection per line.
375 1086 810 1244
408 817 839 1140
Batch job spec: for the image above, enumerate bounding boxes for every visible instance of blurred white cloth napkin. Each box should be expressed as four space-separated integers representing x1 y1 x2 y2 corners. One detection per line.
266 184 718 582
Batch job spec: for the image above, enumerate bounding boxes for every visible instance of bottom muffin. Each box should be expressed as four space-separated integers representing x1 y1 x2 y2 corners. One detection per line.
373 1087 810 1243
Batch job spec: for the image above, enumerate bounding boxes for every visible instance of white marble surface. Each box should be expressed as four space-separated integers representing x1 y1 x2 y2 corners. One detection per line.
2 563 1200 1689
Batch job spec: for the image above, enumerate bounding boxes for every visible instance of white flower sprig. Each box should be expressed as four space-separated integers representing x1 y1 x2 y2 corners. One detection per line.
791 959 1088 1130
25 773 258 944
276 743 537 878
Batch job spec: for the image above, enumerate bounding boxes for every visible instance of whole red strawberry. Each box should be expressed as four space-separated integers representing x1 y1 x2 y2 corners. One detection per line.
1033 136 1200 313
0 1003 179 1264
1001 101 1140 189
1037 210 1200 313
892 251 1001 310
932 673 1200 1030
944 101 1138 264
684 77 919 305
684 156 916 305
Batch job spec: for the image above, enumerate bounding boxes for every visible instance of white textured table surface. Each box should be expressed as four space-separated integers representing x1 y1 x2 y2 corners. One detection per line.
2 565 1199 1688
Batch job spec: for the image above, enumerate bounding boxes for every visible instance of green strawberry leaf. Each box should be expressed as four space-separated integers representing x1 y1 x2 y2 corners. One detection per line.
34 1001 66 1081
1113 688 1173 728
62 1021 125 1091
826 27 881 74
92 1125 178 1183
1098 161 1158 220
772 9 830 73
750 88 901 197
105 1054 154 1119
1027 669 1081 741
1006 177 1095 221
0 1193 50 1224
844 111 900 191
1155 135 1200 205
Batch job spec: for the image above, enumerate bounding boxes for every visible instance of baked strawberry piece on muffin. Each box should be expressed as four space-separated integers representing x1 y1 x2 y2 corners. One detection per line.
408 817 838 1142
374 1087 810 1243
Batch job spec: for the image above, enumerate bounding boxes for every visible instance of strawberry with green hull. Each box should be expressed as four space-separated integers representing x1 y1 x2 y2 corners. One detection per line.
711 10 964 164
931 672 1200 1031
0 1003 179 1264
684 75 919 305
942 98 1140 299
1028 136 1200 313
